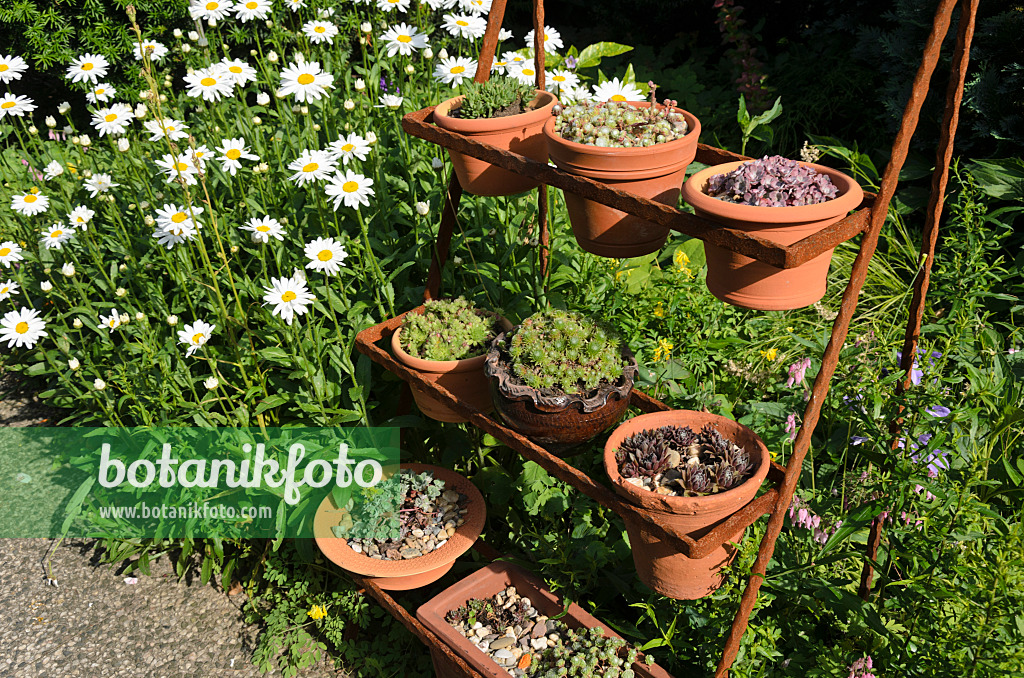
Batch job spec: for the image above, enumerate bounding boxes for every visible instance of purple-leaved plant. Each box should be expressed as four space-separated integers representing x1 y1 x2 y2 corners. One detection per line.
705 155 839 207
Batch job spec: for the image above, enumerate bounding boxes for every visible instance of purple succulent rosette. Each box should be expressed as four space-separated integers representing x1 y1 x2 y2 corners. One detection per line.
705 155 839 207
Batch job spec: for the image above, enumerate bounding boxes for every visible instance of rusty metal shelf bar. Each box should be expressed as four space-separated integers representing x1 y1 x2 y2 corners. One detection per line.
355 312 785 561
402 107 876 270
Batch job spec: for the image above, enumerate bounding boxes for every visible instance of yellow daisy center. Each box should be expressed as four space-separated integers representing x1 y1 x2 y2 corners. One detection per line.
82 63 94 71
553 75 565 82
109 318 117 327
610 94 627 102
522 69 534 76
226 148 241 159
1 102 15 110
166 126 176 132
50 230 63 238
0 65 8 72
15 321 28 334
341 143 354 152
297 73 315 85
397 34 411 43
200 77 217 87
229 66 242 73
256 225 270 232
450 66 465 74
315 26 325 33
96 88 105 95
246 1 257 7
456 20 468 26
281 290 297 302
206 1 218 9
171 212 187 223
104 113 117 122
1 286 9 294
23 195 37 203
175 162 189 171
302 162 319 173
342 181 358 192
0 248 10 256
192 333 205 344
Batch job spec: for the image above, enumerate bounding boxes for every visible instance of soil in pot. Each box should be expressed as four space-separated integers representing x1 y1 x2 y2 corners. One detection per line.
543 102 701 258
681 159 864 310
433 89 557 197
391 305 511 424
417 561 674 678
313 464 486 590
604 411 770 599
483 329 637 454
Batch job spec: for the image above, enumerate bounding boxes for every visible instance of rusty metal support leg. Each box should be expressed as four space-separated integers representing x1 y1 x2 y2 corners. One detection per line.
473 0 506 82
858 0 979 602
532 0 549 284
424 175 463 301
714 0 960 674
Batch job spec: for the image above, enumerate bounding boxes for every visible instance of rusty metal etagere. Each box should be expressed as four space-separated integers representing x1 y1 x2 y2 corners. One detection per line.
347 0 980 674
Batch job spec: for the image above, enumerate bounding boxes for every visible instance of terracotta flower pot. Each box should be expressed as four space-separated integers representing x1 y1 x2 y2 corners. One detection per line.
483 329 637 454
313 463 486 591
392 312 512 423
543 104 701 258
417 561 674 678
680 160 864 310
433 90 557 197
603 411 770 600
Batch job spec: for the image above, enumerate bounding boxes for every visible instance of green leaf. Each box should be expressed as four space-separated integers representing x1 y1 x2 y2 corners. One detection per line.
968 158 1024 201
61 476 95 534
574 42 633 70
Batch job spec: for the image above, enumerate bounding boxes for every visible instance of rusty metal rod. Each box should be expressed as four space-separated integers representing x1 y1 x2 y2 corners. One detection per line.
858 0 978 602
424 174 463 301
715 0 961 674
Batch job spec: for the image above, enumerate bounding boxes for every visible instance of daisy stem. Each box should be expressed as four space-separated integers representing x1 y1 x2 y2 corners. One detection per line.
355 207 392 317
292 321 328 421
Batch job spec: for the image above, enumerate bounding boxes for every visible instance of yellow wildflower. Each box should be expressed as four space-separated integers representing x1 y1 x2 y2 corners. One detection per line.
653 302 665 318
673 249 690 269
653 338 674 362
786 326 794 332
307 604 327 620
760 347 778 361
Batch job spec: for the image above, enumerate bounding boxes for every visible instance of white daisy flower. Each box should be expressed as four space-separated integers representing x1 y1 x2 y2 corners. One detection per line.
442 13 486 39
548 69 580 91
183 67 234 102
0 307 46 349
40 224 75 250
154 153 199 185
44 161 64 180
592 77 644 102
11 192 49 216
98 309 122 333
144 117 190 142
459 0 491 13
287 0 305 10
189 0 232 21
424 0 458 8
561 83 594 104
68 206 95 230
304 236 348 275
508 63 540 86
490 57 513 75
241 215 285 243
325 169 374 210
177 319 216 357
0 279 18 300
0 93 36 118
382 23 429 57
152 221 198 249
278 58 334 103
328 133 371 165
434 56 477 87
217 58 258 87
233 0 272 22
85 83 116 104
501 51 527 67
524 26 563 53
187 144 213 168
216 137 259 176
377 94 404 109
40 281 52 292
302 20 339 44
66 53 110 84
83 173 119 197
288 149 337 185
262 270 315 325
91 103 134 137
0 242 24 268
376 0 411 12
498 28 513 41
61 262 75 277
0 55 29 84
155 203 204 232
132 39 169 62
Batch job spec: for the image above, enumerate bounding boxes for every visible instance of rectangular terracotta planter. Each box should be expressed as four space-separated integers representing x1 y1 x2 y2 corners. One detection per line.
416 561 674 678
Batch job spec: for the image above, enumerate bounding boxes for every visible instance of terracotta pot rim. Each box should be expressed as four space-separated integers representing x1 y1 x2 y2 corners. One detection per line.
603 411 771 514
483 329 638 414
433 89 557 133
313 463 486 578
681 160 864 224
542 102 702 159
391 313 512 373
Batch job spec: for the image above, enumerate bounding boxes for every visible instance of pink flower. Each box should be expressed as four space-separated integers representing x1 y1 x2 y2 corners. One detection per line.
785 413 798 441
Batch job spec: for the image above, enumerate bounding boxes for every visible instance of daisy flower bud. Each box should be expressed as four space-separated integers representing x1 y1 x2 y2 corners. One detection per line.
207 18 216 27
28 126 38 135
118 263 127 271
135 312 145 321
250 49 258 57
140 201 149 210
134 103 147 119
72 318 83 328
358 37 366 45
58 102 71 115
366 131 377 145
173 28 183 38
313 124 321 131
265 19 273 28
344 99 355 111
115 287 126 297
144 215 155 226
432 157 443 169
204 376 219 390
182 43 192 53
256 162 269 173
360 22 371 32
438 48 448 60
230 245 238 253
252 116 262 125
68 358 80 370
117 138 130 152
256 91 270 105
423 48 433 59
40 281 53 292
80 135 91 147
280 217 289 225
167 315 178 326
61 262 75 276
354 78 366 91
267 50 279 63
405 65 415 74
300 106 309 115
45 116 56 128
94 378 106 390
415 201 429 216
71 136 81 146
